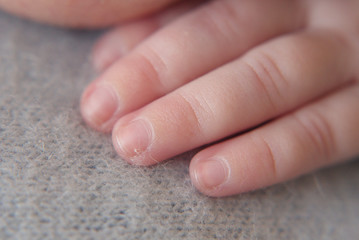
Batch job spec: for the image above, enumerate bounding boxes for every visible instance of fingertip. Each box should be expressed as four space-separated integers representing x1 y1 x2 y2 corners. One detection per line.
91 19 160 72
190 154 231 197
112 117 157 166
80 82 120 132
91 36 124 72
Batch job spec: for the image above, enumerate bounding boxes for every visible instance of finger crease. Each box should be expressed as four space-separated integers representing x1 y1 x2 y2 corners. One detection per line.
176 92 205 139
138 47 168 92
260 51 289 93
293 111 335 162
261 138 278 181
244 60 278 112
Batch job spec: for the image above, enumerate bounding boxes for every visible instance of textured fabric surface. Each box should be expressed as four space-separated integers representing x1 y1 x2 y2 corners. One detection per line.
0 10 359 240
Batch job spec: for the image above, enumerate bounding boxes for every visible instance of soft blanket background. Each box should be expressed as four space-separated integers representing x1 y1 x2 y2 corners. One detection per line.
0 10 358 240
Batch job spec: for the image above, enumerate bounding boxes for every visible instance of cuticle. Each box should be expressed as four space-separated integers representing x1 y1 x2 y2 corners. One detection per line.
115 118 154 161
98 83 122 128
132 117 155 149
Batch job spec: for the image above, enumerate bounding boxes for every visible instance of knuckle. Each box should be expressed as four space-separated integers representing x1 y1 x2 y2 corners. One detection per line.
195 0 243 42
260 138 279 181
244 51 288 111
175 91 211 139
292 110 336 161
135 47 168 93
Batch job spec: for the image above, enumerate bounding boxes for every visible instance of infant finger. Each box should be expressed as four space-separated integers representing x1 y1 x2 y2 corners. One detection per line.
92 0 206 72
112 29 355 166
190 84 359 196
81 0 305 132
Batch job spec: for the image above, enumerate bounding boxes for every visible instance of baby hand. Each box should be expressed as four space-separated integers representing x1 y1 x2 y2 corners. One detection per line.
81 0 359 196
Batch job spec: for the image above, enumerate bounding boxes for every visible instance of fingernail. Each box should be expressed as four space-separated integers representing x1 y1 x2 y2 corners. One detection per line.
115 119 153 159
82 85 119 128
93 49 120 72
92 40 122 72
195 158 229 190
